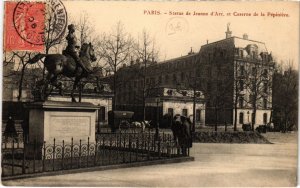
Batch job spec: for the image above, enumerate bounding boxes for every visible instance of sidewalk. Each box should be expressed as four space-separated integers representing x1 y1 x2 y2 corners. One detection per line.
2 132 297 187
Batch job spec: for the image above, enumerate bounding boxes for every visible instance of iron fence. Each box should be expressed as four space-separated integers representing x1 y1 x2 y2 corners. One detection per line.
1 132 189 177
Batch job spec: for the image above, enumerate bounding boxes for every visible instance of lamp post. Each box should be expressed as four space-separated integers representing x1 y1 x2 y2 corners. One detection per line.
155 97 160 140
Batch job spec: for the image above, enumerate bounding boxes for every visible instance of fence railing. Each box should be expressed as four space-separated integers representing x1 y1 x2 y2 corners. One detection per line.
2 132 189 177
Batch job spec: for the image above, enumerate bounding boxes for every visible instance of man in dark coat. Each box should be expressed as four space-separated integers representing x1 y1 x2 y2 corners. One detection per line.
4 116 18 141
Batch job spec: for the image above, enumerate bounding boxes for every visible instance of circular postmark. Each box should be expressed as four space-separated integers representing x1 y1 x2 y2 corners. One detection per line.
13 0 68 45
165 17 189 36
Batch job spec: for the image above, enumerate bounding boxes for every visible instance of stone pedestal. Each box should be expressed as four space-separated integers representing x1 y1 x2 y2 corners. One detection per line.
25 101 99 159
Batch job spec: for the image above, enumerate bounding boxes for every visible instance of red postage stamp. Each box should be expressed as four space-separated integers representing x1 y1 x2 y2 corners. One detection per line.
4 1 67 52
4 2 46 52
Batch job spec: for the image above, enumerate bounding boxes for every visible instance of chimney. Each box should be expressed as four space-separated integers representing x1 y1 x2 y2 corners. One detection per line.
225 23 232 39
130 56 134 66
206 40 209 44
243 33 248 40
188 47 194 55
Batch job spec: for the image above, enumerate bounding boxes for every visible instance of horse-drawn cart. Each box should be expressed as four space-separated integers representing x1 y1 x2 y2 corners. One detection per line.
108 111 134 132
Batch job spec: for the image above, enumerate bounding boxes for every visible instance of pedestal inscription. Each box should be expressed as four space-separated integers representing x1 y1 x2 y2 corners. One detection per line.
49 115 91 141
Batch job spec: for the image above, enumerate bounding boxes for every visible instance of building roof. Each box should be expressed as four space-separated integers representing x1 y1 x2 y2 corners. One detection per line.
158 52 199 64
201 36 268 53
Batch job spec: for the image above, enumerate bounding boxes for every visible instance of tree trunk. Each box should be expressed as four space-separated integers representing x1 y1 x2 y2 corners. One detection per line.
17 66 26 101
252 107 256 131
215 105 218 132
192 94 196 132
223 106 227 132
142 61 147 121
113 67 117 111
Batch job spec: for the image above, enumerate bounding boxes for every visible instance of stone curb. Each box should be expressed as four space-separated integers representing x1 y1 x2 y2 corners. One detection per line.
2 156 194 181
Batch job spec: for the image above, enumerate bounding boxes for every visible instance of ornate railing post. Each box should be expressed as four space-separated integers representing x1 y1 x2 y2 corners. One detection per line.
109 135 112 164
94 137 98 166
12 139 15 176
42 141 46 172
22 140 26 174
122 135 126 163
79 139 82 168
129 134 132 163
136 136 139 162
71 138 73 169
52 138 55 171
87 137 90 167
62 140 65 170
158 135 161 159
33 139 36 173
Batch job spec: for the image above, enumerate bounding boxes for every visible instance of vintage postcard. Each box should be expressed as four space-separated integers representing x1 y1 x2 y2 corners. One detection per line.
1 0 299 187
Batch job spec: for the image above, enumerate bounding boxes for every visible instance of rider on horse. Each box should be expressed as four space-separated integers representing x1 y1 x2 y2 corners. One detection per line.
63 24 92 74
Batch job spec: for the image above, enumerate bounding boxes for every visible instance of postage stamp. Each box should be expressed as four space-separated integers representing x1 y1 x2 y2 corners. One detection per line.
4 0 67 52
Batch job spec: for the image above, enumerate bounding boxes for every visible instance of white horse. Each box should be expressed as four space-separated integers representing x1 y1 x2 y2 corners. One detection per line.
131 120 152 132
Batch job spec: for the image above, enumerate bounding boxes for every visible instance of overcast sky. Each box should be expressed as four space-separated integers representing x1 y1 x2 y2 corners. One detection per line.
64 1 299 69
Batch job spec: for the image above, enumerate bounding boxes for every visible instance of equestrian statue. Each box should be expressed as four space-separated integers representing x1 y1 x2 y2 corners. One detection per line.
29 24 98 102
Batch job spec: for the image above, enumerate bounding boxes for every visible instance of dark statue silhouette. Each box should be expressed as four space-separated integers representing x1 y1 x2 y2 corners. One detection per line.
29 24 99 102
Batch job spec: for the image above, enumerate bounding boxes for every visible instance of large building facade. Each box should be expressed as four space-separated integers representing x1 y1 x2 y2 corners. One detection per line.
198 28 274 127
114 27 275 128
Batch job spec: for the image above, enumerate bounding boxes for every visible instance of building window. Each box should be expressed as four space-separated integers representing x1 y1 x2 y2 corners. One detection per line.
263 98 267 109
239 96 244 108
208 68 212 77
252 67 256 75
239 80 244 91
181 72 185 81
168 108 174 117
240 50 243 58
173 74 177 83
140 80 143 87
150 77 155 86
98 106 106 121
207 82 211 93
158 75 162 84
263 69 268 78
240 65 244 76
264 82 268 93
182 109 188 117
263 113 268 124
196 109 201 122
165 75 169 83
217 82 222 90
239 112 244 124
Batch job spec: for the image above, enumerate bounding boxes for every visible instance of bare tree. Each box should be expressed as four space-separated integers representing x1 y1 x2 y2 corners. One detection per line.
134 29 159 120
100 22 133 110
3 51 43 101
208 66 232 132
243 59 274 130
273 61 298 132
75 13 104 70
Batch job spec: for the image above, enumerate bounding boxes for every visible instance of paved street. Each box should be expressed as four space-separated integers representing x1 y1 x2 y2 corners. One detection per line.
2 132 297 187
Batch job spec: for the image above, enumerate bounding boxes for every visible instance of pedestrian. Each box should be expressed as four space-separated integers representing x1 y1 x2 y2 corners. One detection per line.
4 116 18 141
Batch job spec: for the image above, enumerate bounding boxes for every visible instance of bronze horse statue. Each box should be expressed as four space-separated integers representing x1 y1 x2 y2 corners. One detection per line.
171 114 193 155
29 42 97 102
